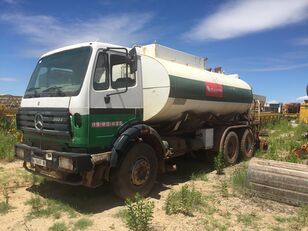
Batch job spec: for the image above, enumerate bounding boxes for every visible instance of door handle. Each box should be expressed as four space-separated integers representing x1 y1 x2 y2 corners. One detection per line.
104 95 110 104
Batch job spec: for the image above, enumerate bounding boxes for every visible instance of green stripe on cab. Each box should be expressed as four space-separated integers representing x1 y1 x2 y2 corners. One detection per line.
71 108 143 149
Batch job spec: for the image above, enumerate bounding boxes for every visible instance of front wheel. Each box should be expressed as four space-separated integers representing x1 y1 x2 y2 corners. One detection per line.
111 143 158 199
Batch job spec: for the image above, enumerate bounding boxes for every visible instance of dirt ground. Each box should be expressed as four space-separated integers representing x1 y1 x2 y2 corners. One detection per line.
0 157 307 231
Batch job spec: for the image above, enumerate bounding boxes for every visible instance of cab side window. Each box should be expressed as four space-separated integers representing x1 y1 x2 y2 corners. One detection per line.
93 53 109 90
110 54 135 89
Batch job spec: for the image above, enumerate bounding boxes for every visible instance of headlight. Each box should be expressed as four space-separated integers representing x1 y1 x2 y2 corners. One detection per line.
15 147 25 159
58 157 74 171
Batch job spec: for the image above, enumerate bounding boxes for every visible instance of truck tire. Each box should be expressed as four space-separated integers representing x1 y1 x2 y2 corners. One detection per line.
223 131 239 165
240 129 255 159
112 143 158 199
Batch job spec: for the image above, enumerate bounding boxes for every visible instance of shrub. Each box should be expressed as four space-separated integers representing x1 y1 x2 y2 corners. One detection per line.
190 171 208 181
297 205 308 227
48 222 68 231
0 131 17 161
25 195 76 220
0 183 11 214
214 152 224 175
220 180 229 197
259 119 308 163
27 193 44 213
74 218 93 230
231 165 250 191
0 201 10 215
165 185 204 216
237 212 258 227
123 193 154 231
285 153 301 163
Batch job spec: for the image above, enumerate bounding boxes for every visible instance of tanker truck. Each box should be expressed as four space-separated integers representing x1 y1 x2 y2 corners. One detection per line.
14 42 258 198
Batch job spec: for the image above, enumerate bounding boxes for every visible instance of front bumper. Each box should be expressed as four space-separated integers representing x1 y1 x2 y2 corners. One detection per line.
15 143 111 186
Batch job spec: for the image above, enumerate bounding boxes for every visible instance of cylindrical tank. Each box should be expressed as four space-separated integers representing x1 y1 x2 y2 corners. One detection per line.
139 44 253 123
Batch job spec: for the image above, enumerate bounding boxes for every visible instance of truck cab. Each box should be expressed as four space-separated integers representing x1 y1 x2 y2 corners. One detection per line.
15 42 162 197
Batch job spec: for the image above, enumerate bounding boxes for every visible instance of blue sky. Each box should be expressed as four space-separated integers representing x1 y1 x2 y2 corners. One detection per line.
0 0 308 102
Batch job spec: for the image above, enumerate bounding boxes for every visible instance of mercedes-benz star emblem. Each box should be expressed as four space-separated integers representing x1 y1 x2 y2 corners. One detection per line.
34 113 44 131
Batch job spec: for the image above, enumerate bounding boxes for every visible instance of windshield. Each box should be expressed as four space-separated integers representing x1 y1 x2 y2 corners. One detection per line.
25 46 92 98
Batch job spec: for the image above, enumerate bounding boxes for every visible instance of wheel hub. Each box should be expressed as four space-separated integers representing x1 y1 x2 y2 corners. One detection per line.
131 158 151 186
227 138 236 158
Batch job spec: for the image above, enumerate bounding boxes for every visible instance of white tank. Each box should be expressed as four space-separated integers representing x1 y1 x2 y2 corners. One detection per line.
139 44 253 123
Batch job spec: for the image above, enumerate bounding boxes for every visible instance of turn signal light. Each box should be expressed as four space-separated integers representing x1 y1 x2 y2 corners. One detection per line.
74 113 82 128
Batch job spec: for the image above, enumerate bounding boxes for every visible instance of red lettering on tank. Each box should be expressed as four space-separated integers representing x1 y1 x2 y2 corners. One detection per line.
205 82 223 97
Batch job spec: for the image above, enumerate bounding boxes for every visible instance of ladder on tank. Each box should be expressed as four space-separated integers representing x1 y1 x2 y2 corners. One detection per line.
250 99 261 127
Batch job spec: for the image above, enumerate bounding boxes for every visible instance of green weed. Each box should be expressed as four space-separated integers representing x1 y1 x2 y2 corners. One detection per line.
237 212 258 227
0 201 11 215
210 219 228 231
297 205 308 227
274 216 289 223
202 216 228 231
0 130 17 161
0 183 12 214
165 185 205 216
259 119 307 163
48 222 68 231
231 165 250 191
73 218 93 230
220 180 229 197
285 153 301 163
25 195 76 220
271 226 287 231
31 174 45 185
214 152 224 175
2 183 9 204
121 193 154 231
190 171 208 181
26 193 43 213
114 208 128 220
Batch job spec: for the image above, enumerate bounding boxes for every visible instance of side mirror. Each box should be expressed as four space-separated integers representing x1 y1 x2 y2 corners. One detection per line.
129 48 137 74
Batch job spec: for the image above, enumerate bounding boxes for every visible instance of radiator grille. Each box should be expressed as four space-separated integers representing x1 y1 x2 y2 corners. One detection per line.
17 108 71 137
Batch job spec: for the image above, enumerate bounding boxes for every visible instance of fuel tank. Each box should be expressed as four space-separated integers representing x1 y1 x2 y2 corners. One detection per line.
139 44 253 123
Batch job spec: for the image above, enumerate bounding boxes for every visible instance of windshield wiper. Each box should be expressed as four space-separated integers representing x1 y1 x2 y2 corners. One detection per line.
42 86 62 92
42 86 66 96
25 87 40 98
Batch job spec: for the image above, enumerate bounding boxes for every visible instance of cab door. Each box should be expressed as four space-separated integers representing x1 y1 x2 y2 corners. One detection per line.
89 50 143 148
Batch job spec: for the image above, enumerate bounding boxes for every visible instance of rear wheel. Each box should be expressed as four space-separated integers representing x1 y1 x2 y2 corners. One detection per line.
112 143 158 199
223 131 239 165
240 129 255 159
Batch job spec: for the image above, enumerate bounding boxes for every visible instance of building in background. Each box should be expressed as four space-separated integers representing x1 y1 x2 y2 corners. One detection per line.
264 101 283 113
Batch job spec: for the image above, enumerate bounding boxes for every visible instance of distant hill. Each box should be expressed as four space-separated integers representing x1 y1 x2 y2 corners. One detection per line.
0 94 22 110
